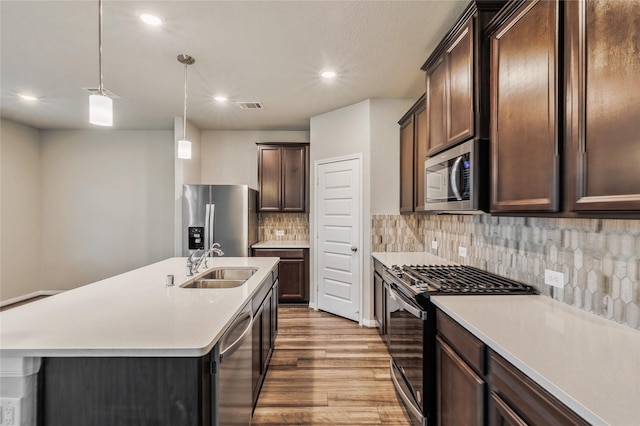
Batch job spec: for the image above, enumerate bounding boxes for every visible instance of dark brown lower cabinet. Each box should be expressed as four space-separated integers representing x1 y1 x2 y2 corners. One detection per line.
489 351 589 426
490 392 528 426
253 248 309 303
436 336 484 426
252 278 278 410
42 355 211 426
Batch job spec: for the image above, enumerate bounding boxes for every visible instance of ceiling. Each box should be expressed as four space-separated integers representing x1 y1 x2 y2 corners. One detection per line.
0 0 468 131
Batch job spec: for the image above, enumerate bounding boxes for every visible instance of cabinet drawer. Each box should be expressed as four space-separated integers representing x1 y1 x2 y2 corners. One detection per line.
489 351 589 426
437 310 485 375
253 249 304 259
373 258 384 276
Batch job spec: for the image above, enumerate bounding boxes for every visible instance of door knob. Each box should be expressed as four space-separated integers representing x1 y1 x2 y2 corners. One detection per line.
351 246 358 252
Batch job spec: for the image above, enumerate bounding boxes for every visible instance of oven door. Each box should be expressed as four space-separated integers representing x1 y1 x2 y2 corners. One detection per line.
387 283 428 426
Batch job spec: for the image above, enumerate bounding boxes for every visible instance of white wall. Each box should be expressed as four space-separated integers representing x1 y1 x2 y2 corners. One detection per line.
310 100 371 317
174 118 202 255
39 129 174 291
0 119 42 301
200 130 310 188
309 99 414 323
370 99 415 214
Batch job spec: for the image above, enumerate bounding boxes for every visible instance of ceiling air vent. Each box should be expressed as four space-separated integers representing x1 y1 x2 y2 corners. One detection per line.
236 101 263 109
82 87 121 99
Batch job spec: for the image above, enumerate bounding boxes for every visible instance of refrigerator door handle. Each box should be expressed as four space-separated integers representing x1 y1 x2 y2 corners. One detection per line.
205 203 216 250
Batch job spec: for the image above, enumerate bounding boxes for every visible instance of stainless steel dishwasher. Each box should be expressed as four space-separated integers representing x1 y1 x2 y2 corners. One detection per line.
216 301 253 425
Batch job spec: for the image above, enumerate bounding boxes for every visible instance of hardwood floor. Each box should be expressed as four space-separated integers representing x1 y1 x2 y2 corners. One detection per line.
252 306 412 425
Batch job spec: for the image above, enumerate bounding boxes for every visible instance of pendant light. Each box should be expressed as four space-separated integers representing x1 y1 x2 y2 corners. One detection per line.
177 54 195 159
89 0 113 126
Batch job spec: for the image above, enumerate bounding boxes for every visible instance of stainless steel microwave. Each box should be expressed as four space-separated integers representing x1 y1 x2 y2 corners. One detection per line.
424 139 486 213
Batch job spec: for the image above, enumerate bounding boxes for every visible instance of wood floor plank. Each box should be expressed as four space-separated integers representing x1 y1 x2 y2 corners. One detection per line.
253 307 412 425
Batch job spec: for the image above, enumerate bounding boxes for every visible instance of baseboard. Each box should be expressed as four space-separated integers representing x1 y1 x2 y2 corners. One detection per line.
361 318 378 328
0 290 63 307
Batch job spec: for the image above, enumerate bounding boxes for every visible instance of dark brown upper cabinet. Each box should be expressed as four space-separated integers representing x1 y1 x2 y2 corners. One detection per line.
422 1 506 157
565 0 640 212
488 0 560 213
399 95 427 213
257 143 309 212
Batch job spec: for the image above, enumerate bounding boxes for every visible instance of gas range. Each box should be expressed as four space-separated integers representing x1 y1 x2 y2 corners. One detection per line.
384 264 536 299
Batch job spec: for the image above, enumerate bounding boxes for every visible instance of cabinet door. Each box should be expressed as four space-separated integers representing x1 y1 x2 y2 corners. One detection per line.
261 290 273 372
258 146 282 211
447 19 474 145
427 57 447 155
279 258 305 301
400 115 415 213
282 146 307 212
437 336 484 426
566 0 640 211
414 103 428 212
373 271 384 335
489 392 528 426
490 0 559 212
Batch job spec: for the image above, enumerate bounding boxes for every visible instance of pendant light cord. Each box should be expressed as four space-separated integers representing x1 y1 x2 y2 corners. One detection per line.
183 63 188 140
98 0 104 96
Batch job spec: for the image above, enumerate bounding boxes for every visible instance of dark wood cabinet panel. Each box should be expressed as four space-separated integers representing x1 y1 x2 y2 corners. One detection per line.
42 356 208 426
257 143 309 212
566 0 640 211
258 146 282 212
436 309 485 375
436 336 484 426
279 259 305 301
489 351 589 426
427 58 447 154
253 248 309 303
447 19 474 145
282 146 307 212
489 392 528 426
490 0 560 212
414 103 428 212
399 114 415 213
252 281 278 410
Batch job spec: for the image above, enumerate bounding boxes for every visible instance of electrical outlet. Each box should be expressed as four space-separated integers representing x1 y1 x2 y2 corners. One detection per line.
545 269 564 288
458 246 467 258
275 229 285 237
0 398 20 426
431 240 438 250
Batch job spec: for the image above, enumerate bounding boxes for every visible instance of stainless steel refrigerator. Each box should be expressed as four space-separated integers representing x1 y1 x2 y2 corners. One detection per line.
182 184 258 257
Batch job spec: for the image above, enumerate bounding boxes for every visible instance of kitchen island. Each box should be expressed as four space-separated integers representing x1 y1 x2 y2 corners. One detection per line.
0 256 279 426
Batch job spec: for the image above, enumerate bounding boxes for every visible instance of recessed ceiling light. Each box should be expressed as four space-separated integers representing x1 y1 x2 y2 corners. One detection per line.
139 12 163 26
321 70 337 79
18 94 38 101
214 95 228 102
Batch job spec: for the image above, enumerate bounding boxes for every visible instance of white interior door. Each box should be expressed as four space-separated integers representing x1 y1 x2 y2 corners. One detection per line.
316 156 361 322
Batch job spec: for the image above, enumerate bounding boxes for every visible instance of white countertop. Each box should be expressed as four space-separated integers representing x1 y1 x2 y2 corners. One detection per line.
0 257 279 358
431 295 640 426
252 240 310 249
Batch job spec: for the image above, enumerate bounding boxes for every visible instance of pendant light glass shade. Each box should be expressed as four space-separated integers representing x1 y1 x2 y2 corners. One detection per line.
177 139 192 159
89 94 113 126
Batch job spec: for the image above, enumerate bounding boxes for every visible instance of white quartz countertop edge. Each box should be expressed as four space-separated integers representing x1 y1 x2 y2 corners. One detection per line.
0 257 279 358
431 295 640 426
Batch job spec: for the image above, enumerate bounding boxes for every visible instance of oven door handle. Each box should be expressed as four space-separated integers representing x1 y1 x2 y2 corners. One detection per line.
390 359 426 425
388 285 427 320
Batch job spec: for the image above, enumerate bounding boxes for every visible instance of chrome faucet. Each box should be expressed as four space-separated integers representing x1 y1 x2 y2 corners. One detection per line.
193 242 225 274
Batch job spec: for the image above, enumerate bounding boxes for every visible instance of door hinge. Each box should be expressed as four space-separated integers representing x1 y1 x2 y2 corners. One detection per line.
210 361 217 375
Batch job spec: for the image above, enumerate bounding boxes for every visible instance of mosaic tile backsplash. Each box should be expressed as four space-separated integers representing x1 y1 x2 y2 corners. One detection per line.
372 214 640 330
259 213 309 241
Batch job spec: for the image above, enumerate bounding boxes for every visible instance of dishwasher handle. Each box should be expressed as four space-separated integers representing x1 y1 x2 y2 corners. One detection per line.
220 309 253 362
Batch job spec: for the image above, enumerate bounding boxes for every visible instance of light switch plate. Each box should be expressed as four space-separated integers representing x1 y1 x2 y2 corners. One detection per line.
431 240 438 250
275 230 285 237
545 269 564 288
458 246 467 258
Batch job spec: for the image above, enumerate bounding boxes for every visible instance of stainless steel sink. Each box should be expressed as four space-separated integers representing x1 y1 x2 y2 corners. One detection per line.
180 267 257 289
182 279 246 289
199 268 257 281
